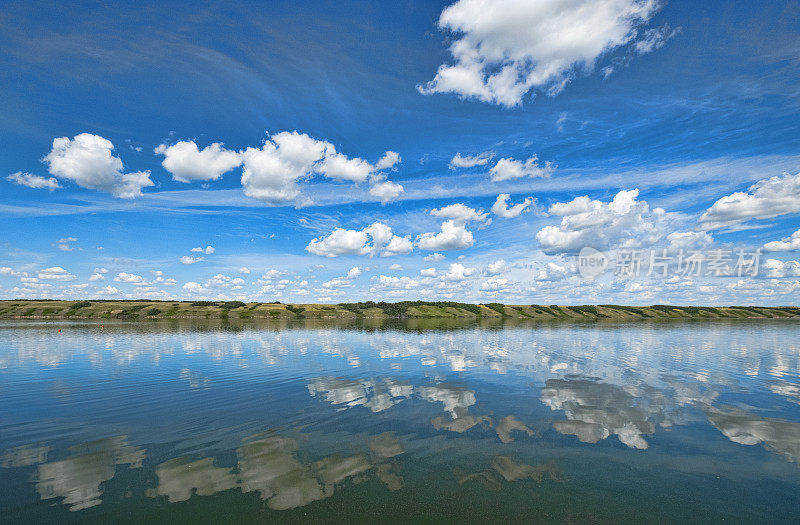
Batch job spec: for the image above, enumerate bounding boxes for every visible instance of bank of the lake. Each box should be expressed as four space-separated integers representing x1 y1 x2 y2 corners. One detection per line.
1 300 799 322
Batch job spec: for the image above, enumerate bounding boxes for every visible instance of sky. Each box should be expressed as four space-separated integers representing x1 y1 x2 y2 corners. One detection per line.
1 0 800 305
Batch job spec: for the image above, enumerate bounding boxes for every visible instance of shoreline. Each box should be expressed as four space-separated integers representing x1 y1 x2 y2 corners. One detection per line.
1 300 799 322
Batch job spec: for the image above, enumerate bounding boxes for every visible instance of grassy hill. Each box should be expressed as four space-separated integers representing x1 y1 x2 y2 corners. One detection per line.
1 300 799 321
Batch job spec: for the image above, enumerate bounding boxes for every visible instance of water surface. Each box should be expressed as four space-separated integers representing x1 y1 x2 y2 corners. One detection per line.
2 320 800 523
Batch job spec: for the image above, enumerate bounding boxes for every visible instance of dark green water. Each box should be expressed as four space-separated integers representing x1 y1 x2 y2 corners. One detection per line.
1 320 799 523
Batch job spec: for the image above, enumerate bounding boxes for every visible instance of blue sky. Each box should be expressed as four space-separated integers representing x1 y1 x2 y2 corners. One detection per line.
2 0 800 304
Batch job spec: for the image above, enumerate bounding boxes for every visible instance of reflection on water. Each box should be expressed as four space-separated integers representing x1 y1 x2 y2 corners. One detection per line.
542 378 659 449
1 320 800 522
36 437 144 511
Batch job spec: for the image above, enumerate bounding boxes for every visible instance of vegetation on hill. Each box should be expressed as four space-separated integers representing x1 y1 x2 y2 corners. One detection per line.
0 300 798 322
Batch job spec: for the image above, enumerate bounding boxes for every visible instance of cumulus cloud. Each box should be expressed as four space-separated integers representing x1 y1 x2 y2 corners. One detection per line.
43 133 153 198
492 193 534 218
369 180 404 204
38 267 76 281
419 0 665 106
424 253 445 262
536 189 665 255
764 228 800 252
534 262 571 281
240 131 400 205
666 231 713 251
420 267 437 277
443 262 476 281
114 272 144 284
88 268 108 282
481 276 511 292
489 156 554 181
182 281 204 293
763 259 800 278
486 259 507 276
417 220 474 251
376 151 401 170
240 131 331 204
449 152 493 169
306 222 412 257
180 255 204 265
191 246 215 254
204 273 246 290
699 172 800 230
154 141 242 183
374 275 420 290
6 171 61 190
430 203 489 223
55 237 78 252
346 267 362 279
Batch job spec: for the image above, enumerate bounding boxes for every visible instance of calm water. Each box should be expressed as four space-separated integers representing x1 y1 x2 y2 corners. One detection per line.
2 319 800 523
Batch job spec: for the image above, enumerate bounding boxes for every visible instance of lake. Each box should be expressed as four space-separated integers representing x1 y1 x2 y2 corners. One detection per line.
1 320 799 523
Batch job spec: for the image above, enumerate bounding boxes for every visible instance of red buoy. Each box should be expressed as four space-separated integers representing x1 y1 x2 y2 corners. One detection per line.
58 329 61 333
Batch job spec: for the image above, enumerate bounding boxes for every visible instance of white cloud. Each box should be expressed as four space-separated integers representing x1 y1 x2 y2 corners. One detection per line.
375 275 420 290
430 203 489 223
322 277 352 289
417 220 474 251
369 180 404 204
38 266 76 281
114 272 144 284
486 259 507 276
443 262 476 281
666 231 713 251
154 141 242 183
307 222 412 257
205 273 246 290
481 277 511 292
180 255 204 265
489 156 554 182
182 281 204 293
88 268 108 282
56 237 78 252
6 171 61 190
491 193 534 218
376 151 401 170
346 267 362 279
536 189 665 255
191 245 215 254
318 152 373 182
98 285 120 295
419 0 665 106
43 133 153 198
0 267 23 277
306 228 369 257
240 131 394 205
763 259 800 278
239 267 251 274
389 264 403 271
764 228 800 252
535 262 571 281
634 25 680 54
240 132 329 204
420 267 437 277
424 253 445 262
449 152 493 169
258 269 285 281
699 172 800 230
